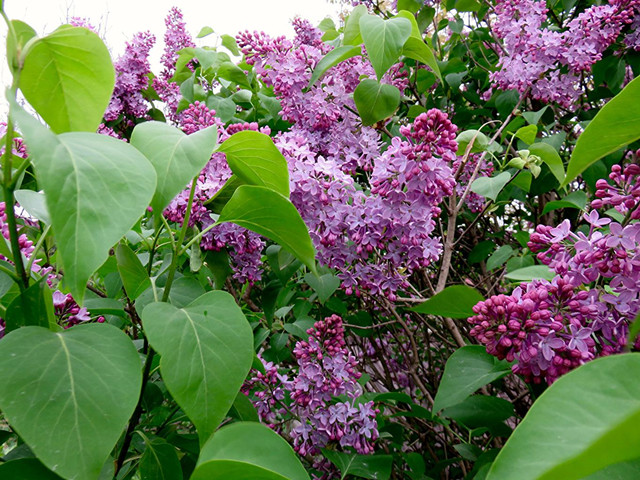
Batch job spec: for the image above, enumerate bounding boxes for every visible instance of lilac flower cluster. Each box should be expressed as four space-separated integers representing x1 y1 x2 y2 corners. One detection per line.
52 291 104 328
491 0 639 107
243 315 379 456
154 7 195 122
470 168 640 383
592 163 640 219
104 31 156 125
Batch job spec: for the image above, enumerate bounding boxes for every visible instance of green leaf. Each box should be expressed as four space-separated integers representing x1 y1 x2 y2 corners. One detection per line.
397 0 424 13
528 142 564 185
354 78 401 126
217 186 316 274
402 37 441 81
142 291 253 445
221 34 241 56
563 76 640 187
131 121 218 223
0 458 63 479
522 106 548 126
308 45 361 87
441 395 515 429
207 175 245 214
139 435 183 480
583 459 640 480
217 131 289 197
229 392 260 422
504 265 555 282
456 129 489 155
0 324 141 480
4 277 54 333
192 422 309 480
487 354 640 480
486 245 515 271
541 191 588 215
197 26 214 38
11 104 156 304
411 285 483 318
218 62 251 89
515 125 537 145
304 272 340 304
470 172 512 202
318 17 337 32
20 25 115 133
14 189 51 224
343 5 367 46
359 15 412 80
433 345 511 413
116 243 151 300
323 450 393 480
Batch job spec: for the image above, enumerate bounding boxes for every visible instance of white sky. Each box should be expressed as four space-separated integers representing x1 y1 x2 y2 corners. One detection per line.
1 0 343 113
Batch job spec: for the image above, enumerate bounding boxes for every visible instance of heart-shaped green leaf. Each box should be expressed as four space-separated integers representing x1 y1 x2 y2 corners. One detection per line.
142 291 253 445
488 353 640 480
354 79 401 126
192 422 310 480
0 324 142 480
217 131 290 197
359 15 412 80
304 272 340 304
470 172 512 202
20 25 115 133
131 121 218 223
11 103 157 304
218 185 316 274
433 346 512 413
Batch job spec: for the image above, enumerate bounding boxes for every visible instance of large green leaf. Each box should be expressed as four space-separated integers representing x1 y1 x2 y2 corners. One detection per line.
487 354 640 480
354 78 401 126
433 346 512 413
342 5 367 46
11 104 156 304
411 285 484 318
0 459 63 479
130 122 218 222
142 291 253 445
563 76 640 187
359 15 412 80
192 422 309 480
217 131 290 197
0 324 142 480
20 25 115 133
217 185 316 273
308 45 362 87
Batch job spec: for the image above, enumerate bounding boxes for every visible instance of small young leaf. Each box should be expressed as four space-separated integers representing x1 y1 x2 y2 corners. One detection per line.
116 243 151 300
359 14 412 80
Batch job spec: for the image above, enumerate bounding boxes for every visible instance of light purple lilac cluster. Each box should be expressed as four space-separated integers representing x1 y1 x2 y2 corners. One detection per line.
469 164 640 383
239 23 454 298
243 315 379 456
154 7 195 122
491 0 640 107
104 31 156 126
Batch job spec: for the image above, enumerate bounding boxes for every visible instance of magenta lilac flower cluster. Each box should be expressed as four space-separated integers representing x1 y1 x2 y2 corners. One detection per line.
52 291 104 328
470 166 640 383
104 31 156 126
154 7 195 122
491 0 640 107
243 315 379 457
592 163 640 219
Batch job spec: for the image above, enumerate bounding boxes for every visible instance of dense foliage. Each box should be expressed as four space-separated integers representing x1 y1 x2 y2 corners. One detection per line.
1 0 640 479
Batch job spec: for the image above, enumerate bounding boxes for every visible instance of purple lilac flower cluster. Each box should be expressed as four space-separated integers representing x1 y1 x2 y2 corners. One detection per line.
154 7 195 122
592 163 640 219
491 0 640 107
243 315 379 457
52 291 104 328
104 31 156 127
470 165 640 383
